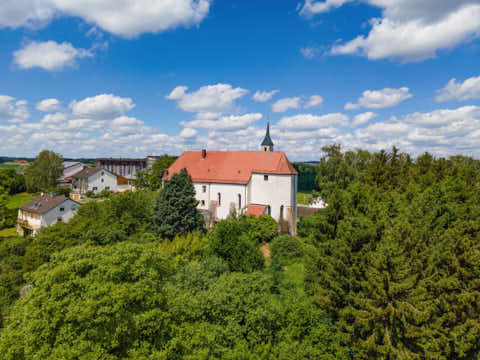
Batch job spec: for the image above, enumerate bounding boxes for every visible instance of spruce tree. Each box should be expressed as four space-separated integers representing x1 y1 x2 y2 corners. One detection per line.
152 168 204 239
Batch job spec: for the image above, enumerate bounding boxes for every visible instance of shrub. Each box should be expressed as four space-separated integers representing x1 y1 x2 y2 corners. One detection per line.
244 214 278 243
271 235 304 260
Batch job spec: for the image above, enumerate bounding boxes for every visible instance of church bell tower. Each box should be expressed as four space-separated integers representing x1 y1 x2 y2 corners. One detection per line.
260 122 274 152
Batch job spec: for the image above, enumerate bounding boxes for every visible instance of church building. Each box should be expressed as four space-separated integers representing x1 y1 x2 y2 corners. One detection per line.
165 123 298 234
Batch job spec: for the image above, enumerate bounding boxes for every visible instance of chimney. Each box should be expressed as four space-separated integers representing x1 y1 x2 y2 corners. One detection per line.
202 149 207 159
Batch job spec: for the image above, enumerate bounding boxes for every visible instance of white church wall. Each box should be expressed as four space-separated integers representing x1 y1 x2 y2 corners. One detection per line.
208 183 248 219
249 173 296 222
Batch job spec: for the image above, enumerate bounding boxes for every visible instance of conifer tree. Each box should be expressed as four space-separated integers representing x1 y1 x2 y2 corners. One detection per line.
152 168 204 239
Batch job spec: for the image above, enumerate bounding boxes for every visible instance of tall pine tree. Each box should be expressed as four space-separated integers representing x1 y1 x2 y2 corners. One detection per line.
152 168 204 239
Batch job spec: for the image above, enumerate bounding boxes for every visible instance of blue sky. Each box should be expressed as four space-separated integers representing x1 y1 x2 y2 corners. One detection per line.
1 0 480 160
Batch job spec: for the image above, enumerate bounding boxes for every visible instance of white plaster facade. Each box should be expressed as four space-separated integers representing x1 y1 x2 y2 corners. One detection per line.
17 199 79 236
72 169 118 195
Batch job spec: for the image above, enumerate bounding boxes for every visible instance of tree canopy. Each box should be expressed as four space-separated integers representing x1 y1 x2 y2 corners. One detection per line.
24 150 63 193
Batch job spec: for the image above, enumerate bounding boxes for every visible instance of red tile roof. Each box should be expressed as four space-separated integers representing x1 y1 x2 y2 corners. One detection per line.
165 151 298 184
245 204 267 216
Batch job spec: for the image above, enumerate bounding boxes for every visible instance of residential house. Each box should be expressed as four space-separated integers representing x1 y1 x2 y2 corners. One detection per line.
58 161 86 188
71 167 118 199
17 194 80 236
165 123 298 234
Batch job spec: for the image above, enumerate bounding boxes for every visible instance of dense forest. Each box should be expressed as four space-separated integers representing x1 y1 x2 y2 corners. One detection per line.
1 145 480 359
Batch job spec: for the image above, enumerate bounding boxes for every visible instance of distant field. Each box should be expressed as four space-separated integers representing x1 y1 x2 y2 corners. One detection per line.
0 162 29 172
297 191 313 205
7 192 35 209
0 228 17 238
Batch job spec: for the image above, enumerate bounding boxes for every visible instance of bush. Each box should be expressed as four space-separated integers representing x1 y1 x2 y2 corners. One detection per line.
271 235 304 260
244 214 278 243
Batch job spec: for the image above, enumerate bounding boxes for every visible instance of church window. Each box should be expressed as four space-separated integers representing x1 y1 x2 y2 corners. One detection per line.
264 175 269 181
202 185 206 193
267 205 271 216
201 200 205 206
218 193 221 206
238 194 241 209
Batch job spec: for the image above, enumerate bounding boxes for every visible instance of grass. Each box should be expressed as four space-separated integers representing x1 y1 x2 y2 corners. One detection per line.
7 193 35 210
297 191 313 205
0 228 17 238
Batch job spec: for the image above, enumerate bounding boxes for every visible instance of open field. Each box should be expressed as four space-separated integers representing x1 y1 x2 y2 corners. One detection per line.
297 191 313 205
0 227 17 238
7 193 35 209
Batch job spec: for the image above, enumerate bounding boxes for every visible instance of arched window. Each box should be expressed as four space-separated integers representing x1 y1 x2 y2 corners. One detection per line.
267 205 271 216
218 192 221 206
238 194 241 209
280 205 284 220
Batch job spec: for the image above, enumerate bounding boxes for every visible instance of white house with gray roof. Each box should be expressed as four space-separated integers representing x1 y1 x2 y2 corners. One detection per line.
71 167 118 199
17 194 80 236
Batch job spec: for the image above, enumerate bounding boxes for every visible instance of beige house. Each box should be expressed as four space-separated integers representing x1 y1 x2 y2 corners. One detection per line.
17 194 80 236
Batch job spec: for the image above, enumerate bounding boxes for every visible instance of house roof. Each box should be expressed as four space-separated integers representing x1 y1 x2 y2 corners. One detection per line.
165 151 297 184
63 161 82 168
20 194 76 215
71 167 102 179
245 204 267 216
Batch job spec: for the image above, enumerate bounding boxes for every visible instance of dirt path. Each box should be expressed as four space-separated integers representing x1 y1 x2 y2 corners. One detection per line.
260 243 271 260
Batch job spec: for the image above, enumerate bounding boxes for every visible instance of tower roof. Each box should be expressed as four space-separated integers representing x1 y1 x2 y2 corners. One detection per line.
261 122 274 147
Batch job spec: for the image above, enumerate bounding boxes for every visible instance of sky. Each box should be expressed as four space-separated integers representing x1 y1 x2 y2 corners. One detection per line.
1 0 480 161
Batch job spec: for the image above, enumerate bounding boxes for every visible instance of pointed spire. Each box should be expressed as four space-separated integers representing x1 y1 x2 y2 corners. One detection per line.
260 118 274 151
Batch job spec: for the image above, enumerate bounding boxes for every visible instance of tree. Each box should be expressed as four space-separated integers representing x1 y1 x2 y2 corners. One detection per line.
0 168 26 195
152 168 204 239
0 242 173 359
133 155 176 191
24 150 63 192
0 188 9 230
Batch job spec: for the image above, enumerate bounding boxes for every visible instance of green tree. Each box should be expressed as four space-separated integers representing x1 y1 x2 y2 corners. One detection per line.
0 188 9 230
0 168 26 195
133 155 176 191
24 150 63 192
0 242 173 359
152 168 204 239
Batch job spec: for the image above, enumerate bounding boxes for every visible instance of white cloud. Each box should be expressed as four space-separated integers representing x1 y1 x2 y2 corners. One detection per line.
70 94 135 119
346 87 412 110
111 116 143 127
300 47 317 59
352 112 377 126
41 112 69 124
272 97 301 113
329 1 480 62
0 95 30 123
252 90 279 102
36 98 61 112
166 84 248 114
436 75 480 102
305 95 323 108
13 41 92 71
277 113 349 130
182 113 262 131
180 127 198 138
300 0 354 16
0 0 212 38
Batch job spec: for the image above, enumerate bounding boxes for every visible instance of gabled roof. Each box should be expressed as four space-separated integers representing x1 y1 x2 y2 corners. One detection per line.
71 166 102 179
245 204 267 216
165 151 297 184
20 194 77 215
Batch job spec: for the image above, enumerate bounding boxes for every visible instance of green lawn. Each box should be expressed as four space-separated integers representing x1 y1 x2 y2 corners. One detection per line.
297 191 313 205
7 192 35 210
0 228 17 238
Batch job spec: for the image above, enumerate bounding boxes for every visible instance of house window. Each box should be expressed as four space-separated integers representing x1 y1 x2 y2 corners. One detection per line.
202 185 207 193
59 207 65 212
105 186 110 190
217 193 221 206
264 175 269 181
201 200 205 206
101 178 104 183
93 187 98 191
267 205 271 216
101 171 104 176
72 205 76 211
57 217 62 222
238 194 241 209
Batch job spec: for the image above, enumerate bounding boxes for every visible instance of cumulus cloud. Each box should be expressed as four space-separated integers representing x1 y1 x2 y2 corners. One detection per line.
166 84 248 115
182 113 262 131
272 97 301 113
13 41 92 71
36 98 61 112
313 0 480 62
352 112 377 126
277 113 349 130
0 0 212 38
436 75 480 102
305 95 323 108
252 90 279 102
180 127 198 138
70 94 135 119
0 95 30 123
345 87 412 110
300 0 353 16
